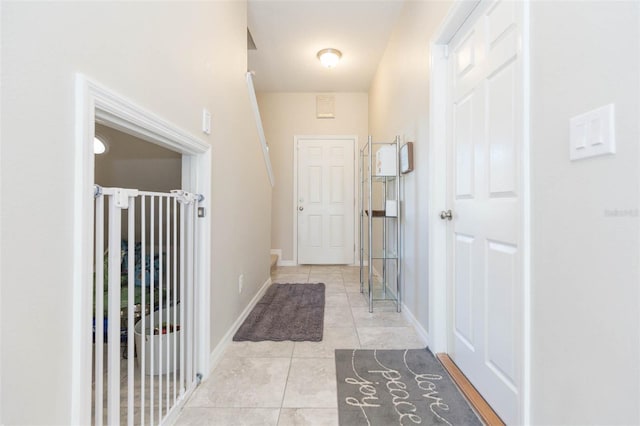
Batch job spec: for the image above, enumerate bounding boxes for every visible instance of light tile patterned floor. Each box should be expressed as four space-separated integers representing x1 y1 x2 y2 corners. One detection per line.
173 265 425 426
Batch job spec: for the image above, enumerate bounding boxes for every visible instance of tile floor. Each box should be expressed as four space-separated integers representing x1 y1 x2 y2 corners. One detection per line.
93 337 182 425
173 265 425 426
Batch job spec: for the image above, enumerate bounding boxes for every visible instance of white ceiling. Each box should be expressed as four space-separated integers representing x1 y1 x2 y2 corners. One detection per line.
247 1 405 93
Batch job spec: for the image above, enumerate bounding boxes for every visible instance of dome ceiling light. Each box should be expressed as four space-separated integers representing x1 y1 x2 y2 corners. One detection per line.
317 48 342 68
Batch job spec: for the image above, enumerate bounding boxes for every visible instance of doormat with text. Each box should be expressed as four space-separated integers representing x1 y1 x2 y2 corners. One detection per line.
335 348 481 425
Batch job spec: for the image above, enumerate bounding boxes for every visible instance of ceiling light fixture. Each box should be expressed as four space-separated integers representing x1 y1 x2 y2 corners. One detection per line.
317 48 342 68
94 136 107 154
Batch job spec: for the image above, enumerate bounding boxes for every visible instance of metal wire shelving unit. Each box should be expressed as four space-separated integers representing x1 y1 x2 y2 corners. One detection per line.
359 135 401 313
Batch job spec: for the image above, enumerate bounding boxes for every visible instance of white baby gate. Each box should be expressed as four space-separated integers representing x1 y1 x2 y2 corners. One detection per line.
93 186 202 426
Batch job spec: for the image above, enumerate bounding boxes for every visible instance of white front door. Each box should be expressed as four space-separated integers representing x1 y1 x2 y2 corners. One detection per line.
447 1 524 424
296 137 355 264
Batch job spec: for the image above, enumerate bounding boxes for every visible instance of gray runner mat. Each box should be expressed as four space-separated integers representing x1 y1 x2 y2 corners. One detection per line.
233 283 325 342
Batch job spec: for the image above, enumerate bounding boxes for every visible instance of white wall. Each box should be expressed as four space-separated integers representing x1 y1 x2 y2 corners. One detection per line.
368 1 451 333
529 2 640 424
257 92 368 262
1 2 271 424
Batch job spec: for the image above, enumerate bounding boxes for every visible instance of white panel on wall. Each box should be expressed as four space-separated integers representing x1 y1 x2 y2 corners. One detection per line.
454 28 481 97
330 166 344 203
456 31 476 77
455 234 475 348
455 94 474 199
309 215 322 247
487 0 515 45
330 145 344 160
486 240 517 389
309 146 322 160
488 62 517 197
330 215 344 247
309 166 322 203
316 95 335 119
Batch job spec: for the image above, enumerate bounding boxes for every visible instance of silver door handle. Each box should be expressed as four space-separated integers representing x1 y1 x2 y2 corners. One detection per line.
299 206 304 211
440 209 452 220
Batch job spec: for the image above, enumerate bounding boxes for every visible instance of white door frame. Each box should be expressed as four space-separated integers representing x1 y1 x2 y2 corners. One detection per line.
292 135 358 265
427 1 531 423
71 75 212 425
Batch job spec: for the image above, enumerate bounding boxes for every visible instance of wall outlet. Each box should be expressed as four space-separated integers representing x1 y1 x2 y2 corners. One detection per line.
238 274 244 294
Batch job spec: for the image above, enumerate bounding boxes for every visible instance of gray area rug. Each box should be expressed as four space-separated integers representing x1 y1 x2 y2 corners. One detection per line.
335 348 481 426
233 283 325 342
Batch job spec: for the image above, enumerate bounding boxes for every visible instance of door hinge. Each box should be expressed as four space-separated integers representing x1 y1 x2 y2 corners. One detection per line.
197 207 206 218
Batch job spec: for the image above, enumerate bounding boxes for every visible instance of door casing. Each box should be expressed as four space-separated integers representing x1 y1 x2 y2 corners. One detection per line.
72 75 212 425
427 0 531 423
292 135 358 265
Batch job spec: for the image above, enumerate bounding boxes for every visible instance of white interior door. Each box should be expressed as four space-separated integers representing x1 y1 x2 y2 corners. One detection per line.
297 137 355 264
446 1 523 424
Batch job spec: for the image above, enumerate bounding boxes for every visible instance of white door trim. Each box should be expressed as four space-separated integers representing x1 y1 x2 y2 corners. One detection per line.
72 75 212 425
292 135 358 265
428 1 531 423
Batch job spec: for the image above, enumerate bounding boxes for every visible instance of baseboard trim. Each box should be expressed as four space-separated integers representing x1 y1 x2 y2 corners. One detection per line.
160 380 198 426
401 302 430 347
437 353 505 426
270 249 281 264
272 253 363 267
208 277 272 373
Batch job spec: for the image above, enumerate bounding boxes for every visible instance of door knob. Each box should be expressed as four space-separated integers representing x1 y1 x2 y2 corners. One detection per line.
299 206 304 211
440 209 453 220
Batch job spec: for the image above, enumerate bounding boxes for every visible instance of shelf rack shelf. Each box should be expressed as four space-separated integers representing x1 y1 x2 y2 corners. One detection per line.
359 135 401 313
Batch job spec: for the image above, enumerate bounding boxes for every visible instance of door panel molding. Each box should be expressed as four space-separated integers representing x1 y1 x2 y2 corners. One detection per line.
293 135 358 265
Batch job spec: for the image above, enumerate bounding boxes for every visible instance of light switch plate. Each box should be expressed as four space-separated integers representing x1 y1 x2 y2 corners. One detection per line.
202 109 212 135
569 104 615 161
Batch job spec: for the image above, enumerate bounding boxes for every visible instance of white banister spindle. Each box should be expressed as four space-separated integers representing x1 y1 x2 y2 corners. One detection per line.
173 196 178 404
165 196 171 410
149 196 155 426
140 196 146 426
127 201 135 426
158 197 164 420
94 194 104 426
179 201 185 393
107 195 121 425
191 201 198 380
185 202 193 383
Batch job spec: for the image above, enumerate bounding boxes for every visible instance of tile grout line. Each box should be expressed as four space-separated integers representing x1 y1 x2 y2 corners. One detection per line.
274 266 312 424
275 358 293 425
343 270 363 349
274 284 298 426
280 266 312 421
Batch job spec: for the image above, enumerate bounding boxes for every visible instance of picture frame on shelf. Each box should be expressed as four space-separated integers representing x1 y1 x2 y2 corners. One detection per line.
400 142 414 174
